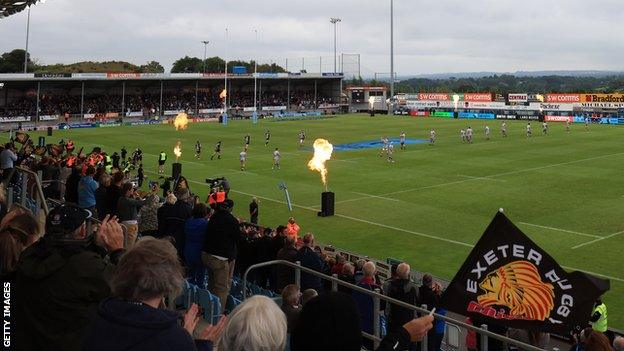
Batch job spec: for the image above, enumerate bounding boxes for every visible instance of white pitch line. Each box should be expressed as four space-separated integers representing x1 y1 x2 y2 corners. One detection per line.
562 265 624 283
519 222 602 239
571 230 624 250
351 191 400 202
379 151 624 197
458 175 505 182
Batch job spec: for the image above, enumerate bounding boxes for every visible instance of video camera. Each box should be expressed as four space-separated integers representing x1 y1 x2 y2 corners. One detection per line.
205 177 229 192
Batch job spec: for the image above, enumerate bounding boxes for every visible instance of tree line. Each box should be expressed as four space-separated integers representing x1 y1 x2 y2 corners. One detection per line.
0 49 285 74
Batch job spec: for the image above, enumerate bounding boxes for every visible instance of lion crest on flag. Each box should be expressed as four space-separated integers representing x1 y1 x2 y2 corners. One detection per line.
477 260 555 321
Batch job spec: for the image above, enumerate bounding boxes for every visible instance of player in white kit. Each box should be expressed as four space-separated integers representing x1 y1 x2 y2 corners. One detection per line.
466 127 473 143
460 129 466 143
565 120 571 133
399 132 406 150
501 122 508 138
272 148 281 170
526 122 532 137
484 125 491 140
239 149 247 171
429 129 436 145
542 122 548 134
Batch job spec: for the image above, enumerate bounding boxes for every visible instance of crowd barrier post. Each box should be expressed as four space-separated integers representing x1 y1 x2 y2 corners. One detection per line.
20 172 28 206
36 170 43 216
294 260 301 287
6 186 13 208
421 304 428 351
373 288 381 349
481 324 489 351
331 274 338 291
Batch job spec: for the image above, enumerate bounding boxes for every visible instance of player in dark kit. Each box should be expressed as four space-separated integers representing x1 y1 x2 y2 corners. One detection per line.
244 133 251 150
210 141 222 160
195 140 202 159
265 130 271 147
298 130 306 148
121 146 127 161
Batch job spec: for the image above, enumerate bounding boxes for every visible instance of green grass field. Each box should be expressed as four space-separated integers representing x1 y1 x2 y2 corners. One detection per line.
30 114 624 329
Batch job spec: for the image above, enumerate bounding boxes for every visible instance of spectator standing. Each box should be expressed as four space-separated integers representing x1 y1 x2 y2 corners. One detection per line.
292 291 434 351
117 182 146 248
202 199 241 309
280 284 302 333
386 263 420 335
83 237 226 351
106 171 125 216
157 192 177 238
353 261 385 350
0 143 17 180
138 192 160 237
338 262 356 294
286 217 300 239
249 197 258 224
94 173 111 220
168 188 193 259
331 253 346 276
354 259 366 283
420 274 442 351
275 235 298 291
14 209 124 351
78 166 99 213
613 336 624 351
64 166 81 204
296 233 327 292
590 298 608 334
585 331 612 351
184 203 209 287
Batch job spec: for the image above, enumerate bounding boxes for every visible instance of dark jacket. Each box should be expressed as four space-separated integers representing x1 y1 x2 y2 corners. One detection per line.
352 279 385 336
419 284 441 310
94 185 109 220
184 218 208 265
296 246 326 292
117 196 146 222
13 238 122 351
65 169 81 204
275 246 298 291
386 279 419 332
159 200 192 259
106 184 122 216
84 298 212 351
203 209 241 260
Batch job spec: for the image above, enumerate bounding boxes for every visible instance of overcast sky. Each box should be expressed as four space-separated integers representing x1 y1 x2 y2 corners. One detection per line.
1 0 624 76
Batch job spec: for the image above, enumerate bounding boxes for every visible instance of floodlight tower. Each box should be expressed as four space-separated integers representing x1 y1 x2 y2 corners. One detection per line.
329 17 341 74
201 40 210 73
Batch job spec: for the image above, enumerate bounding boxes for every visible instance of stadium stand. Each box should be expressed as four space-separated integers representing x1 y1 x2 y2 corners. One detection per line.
1 137 621 351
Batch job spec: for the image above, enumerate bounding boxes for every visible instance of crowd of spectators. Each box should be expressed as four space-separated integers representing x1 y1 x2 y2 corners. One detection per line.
0 138 621 351
1 90 337 118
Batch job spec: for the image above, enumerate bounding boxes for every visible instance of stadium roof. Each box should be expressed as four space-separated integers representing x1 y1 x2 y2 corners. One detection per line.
0 0 40 19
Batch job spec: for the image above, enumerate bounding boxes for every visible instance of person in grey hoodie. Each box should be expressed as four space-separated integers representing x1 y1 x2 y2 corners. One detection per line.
117 182 146 248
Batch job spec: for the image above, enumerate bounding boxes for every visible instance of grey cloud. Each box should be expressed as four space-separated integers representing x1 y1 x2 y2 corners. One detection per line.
1 0 623 75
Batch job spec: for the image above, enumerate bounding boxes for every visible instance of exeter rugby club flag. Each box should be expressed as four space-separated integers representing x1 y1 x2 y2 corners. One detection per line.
441 211 610 334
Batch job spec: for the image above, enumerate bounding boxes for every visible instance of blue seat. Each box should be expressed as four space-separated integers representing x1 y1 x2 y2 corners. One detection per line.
175 281 195 309
195 288 222 324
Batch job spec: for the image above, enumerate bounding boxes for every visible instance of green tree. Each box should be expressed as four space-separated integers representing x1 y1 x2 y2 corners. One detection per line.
171 56 203 73
0 49 36 73
139 61 164 73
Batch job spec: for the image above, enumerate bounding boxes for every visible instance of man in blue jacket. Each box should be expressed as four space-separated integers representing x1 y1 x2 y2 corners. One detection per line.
78 166 99 213
296 233 327 292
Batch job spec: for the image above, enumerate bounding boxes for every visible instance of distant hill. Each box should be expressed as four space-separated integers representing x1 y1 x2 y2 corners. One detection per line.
34 61 141 73
398 70 624 80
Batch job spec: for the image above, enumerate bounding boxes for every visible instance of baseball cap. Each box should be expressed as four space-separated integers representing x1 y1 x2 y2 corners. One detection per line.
46 205 92 238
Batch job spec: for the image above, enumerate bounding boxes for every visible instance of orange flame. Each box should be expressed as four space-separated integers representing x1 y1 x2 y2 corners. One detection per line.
174 140 182 161
219 89 227 99
173 112 189 131
307 138 333 190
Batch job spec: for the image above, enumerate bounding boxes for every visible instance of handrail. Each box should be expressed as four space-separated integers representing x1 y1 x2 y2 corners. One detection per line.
4 166 49 214
242 260 547 351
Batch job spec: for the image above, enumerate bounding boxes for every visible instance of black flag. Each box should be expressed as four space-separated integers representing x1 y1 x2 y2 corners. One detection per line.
440 211 610 334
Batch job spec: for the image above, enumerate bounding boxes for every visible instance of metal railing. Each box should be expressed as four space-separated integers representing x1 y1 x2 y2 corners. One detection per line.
242 260 547 351
3 166 49 216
